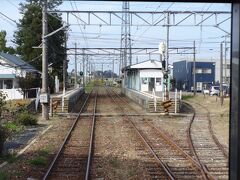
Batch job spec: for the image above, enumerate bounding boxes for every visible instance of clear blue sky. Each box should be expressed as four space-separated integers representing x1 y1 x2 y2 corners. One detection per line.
0 1 231 75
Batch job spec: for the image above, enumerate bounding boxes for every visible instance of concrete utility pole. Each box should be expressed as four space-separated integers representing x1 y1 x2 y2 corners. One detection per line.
86 55 88 84
82 49 85 87
165 12 170 100
88 61 91 83
41 0 49 120
102 63 103 82
224 36 228 84
74 42 77 88
62 13 69 112
112 59 114 82
193 41 196 96
220 43 223 106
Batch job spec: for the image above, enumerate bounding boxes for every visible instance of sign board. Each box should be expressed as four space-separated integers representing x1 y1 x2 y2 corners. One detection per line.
40 93 49 103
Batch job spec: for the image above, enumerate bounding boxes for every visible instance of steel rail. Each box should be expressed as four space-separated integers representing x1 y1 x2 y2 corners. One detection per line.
114 88 222 179
193 101 229 159
43 88 93 180
85 87 98 180
145 121 208 173
111 87 216 179
104 86 175 179
185 102 217 180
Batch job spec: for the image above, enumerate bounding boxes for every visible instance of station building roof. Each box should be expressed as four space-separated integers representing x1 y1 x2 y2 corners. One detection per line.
123 60 162 72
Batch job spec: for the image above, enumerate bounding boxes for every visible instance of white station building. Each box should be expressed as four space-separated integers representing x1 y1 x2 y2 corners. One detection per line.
123 60 163 92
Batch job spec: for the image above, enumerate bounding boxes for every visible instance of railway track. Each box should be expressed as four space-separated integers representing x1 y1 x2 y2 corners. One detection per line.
106 86 218 179
111 87 229 179
42 85 228 179
186 101 229 179
43 87 98 180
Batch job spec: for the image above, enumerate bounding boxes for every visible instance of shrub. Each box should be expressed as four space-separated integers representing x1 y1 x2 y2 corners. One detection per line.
182 95 194 100
4 121 23 134
0 171 8 180
17 111 37 126
0 127 8 156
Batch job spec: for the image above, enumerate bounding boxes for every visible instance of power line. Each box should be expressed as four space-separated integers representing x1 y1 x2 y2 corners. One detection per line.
0 11 18 25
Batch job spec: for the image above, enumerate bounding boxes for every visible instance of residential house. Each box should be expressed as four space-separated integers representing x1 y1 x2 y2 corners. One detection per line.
173 60 215 91
0 52 39 100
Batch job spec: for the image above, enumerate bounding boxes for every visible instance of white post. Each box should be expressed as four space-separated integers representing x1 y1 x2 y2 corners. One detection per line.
152 88 156 112
175 88 177 114
180 90 182 100
62 89 65 112
49 98 53 117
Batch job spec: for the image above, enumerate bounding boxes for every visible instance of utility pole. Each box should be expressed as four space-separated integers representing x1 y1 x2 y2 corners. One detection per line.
74 43 77 88
62 13 68 112
220 43 223 106
79 62 82 85
102 63 104 82
112 59 114 82
89 61 91 83
224 36 228 84
82 49 85 87
193 41 196 96
41 0 49 120
165 12 170 100
86 55 88 84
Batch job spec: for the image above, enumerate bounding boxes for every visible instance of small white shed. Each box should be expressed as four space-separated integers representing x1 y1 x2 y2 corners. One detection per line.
123 60 163 92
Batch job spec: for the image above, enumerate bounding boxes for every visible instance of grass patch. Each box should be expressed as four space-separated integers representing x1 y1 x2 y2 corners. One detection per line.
38 147 50 157
182 94 194 100
0 171 8 180
29 156 47 167
1 153 18 163
85 81 95 93
28 147 51 167
109 157 120 168
4 121 23 134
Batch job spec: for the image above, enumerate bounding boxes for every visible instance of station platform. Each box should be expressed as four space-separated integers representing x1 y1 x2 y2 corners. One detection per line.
50 87 84 114
122 88 181 113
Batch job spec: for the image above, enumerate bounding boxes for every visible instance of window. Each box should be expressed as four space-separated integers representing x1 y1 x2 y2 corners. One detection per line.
0 80 3 89
156 78 161 85
193 68 211 74
141 77 148 84
202 68 212 74
194 68 202 74
4 80 13 89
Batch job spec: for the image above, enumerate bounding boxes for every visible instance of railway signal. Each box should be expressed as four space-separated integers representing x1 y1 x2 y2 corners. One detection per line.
162 99 172 113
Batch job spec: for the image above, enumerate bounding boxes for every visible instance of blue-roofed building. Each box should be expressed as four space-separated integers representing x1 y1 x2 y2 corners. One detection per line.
173 60 215 92
0 52 39 99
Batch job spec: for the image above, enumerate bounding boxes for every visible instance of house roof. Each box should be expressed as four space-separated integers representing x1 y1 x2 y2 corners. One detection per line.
0 74 15 79
126 60 162 70
0 52 37 72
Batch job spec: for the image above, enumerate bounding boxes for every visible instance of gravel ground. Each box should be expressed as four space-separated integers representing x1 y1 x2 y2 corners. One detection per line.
185 94 229 147
0 90 230 179
3 124 47 154
0 115 73 179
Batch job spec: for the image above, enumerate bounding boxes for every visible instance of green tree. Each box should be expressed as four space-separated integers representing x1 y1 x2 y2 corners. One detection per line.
14 0 65 81
0 31 7 51
17 73 41 98
0 30 16 54
0 91 8 155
